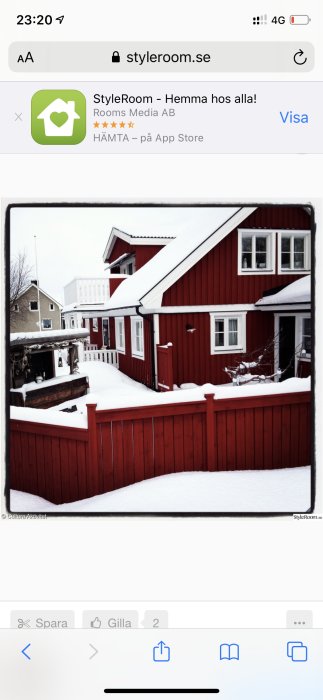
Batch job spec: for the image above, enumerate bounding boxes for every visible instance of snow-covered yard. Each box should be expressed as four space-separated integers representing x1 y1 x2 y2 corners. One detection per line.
51 358 155 414
50 362 312 414
11 466 311 513
10 358 311 428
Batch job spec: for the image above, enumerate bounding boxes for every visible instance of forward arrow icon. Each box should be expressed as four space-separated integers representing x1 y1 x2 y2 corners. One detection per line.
89 643 98 660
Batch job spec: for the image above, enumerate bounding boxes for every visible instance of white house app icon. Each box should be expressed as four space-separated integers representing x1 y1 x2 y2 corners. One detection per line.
37 98 80 137
31 90 86 145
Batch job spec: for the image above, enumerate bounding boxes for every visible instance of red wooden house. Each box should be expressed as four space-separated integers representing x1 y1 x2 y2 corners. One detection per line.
102 206 311 390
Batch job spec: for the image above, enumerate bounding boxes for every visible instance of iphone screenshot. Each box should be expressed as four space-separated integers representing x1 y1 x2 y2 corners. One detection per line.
0 1 322 697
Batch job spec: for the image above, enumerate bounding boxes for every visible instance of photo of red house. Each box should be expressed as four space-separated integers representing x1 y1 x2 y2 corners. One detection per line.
103 205 311 391
7 203 312 514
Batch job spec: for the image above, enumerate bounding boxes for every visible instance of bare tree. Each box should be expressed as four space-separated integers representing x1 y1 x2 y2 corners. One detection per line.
223 333 302 385
9 252 32 327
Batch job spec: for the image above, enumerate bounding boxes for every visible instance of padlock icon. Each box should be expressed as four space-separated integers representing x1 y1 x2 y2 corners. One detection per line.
112 51 120 64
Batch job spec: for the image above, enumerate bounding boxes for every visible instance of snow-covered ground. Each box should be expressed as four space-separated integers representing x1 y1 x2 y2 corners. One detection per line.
47 363 312 412
10 361 156 427
10 358 311 428
11 466 311 513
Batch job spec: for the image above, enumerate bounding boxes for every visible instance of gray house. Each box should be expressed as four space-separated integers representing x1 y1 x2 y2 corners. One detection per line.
10 281 62 333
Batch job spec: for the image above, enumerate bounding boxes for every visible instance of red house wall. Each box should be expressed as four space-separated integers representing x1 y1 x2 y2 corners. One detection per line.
107 238 132 263
118 316 154 387
136 245 164 269
109 277 127 295
109 318 116 349
159 311 274 386
89 317 103 347
163 206 311 306
107 238 164 270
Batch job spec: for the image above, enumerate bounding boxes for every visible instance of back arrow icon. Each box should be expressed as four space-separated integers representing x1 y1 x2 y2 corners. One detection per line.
89 643 98 660
21 643 31 660
294 49 308 65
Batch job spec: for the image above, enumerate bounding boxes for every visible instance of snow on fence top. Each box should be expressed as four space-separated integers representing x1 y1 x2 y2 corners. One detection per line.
105 207 244 309
10 376 311 427
10 404 88 428
256 275 310 306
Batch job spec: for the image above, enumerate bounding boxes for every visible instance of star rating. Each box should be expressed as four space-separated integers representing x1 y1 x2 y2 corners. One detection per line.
93 121 136 129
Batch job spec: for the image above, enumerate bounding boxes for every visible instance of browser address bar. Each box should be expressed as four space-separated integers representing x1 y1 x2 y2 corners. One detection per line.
9 41 314 72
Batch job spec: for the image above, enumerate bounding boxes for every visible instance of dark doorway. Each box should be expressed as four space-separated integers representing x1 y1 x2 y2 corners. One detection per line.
28 350 55 382
279 316 295 380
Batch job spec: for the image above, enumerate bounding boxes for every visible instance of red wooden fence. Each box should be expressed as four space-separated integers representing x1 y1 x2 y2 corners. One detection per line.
10 391 311 505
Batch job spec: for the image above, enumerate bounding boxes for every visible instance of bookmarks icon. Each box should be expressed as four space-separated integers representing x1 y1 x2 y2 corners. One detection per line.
220 643 240 660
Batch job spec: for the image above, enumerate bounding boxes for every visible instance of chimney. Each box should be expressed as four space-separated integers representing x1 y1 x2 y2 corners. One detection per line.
31 279 39 286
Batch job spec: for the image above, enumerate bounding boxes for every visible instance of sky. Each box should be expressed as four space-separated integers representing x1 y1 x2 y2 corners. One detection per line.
9 205 239 304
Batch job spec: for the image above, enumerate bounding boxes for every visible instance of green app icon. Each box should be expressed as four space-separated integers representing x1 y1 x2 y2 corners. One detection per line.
31 90 86 145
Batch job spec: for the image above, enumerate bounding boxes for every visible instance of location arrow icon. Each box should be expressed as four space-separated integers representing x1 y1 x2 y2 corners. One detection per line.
89 643 98 660
21 643 31 660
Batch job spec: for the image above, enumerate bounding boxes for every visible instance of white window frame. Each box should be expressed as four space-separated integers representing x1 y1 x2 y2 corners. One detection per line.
29 300 39 311
277 230 311 274
115 316 125 354
41 318 52 330
296 313 311 360
49 303 54 310
92 317 98 333
210 312 246 355
102 317 110 347
238 229 275 275
120 255 136 276
14 304 19 312
131 316 145 359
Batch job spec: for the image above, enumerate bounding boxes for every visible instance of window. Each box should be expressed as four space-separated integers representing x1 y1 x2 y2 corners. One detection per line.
115 317 125 353
70 317 75 329
238 230 274 274
278 231 310 273
131 316 144 358
92 317 98 332
29 300 38 311
49 303 54 310
102 318 110 347
210 313 246 354
120 255 136 276
41 319 52 329
14 304 19 312
301 317 311 356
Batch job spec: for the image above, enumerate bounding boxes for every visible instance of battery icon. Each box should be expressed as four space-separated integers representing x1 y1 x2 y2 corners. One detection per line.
290 15 311 25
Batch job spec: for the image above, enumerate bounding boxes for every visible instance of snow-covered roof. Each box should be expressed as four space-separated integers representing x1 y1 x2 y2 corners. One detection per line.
106 207 255 310
103 226 176 261
256 276 311 307
62 303 107 314
16 283 62 308
10 329 89 347
105 253 129 269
